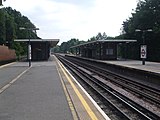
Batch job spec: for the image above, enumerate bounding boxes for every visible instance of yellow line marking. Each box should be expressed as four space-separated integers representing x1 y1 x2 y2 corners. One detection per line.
57 59 98 120
0 62 16 69
56 62 79 120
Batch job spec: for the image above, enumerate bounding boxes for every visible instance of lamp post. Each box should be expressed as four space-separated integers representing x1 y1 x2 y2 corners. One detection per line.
135 29 152 65
0 0 6 7
19 27 39 67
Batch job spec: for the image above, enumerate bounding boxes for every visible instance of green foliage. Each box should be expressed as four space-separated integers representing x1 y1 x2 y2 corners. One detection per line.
88 36 96 41
5 13 15 48
5 7 37 39
54 32 114 54
52 45 60 53
53 38 85 53
12 42 25 58
0 7 38 57
122 0 160 61
88 32 114 42
0 9 6 45
88 32 110 41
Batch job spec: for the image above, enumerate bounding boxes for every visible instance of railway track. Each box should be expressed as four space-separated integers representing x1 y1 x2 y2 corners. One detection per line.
56 54 160 120
64 55 160 106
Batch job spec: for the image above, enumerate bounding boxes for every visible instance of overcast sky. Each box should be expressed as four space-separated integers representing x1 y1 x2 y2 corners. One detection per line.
4 0 138 44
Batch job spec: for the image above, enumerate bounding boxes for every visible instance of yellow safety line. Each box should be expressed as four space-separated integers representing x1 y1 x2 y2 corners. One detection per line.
57 59 98 120
55 62 79 120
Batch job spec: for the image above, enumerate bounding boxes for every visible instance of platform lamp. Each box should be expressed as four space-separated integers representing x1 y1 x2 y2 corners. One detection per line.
135 29 152 65
19 27 39 67
0 0 6 6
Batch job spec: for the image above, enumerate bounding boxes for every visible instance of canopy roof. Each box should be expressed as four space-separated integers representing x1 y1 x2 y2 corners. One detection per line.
14 39 59 47
70 39 137 48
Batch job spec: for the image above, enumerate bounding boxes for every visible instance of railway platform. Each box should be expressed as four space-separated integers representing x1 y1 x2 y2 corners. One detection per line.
101 59 160 74
71 55 160 74
65 54 160 88
0 56 107 120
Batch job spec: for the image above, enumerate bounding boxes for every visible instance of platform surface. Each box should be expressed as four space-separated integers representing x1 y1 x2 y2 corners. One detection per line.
0 57 107 120
101 60 160 74
0 60 73 120
66 54 160 74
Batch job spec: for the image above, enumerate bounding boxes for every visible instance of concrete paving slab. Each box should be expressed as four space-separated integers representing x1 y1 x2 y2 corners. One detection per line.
0 60 73 120
101 60 160 74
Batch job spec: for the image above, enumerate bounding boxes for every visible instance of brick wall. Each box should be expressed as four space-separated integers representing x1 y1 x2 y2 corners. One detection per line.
0 45 16 61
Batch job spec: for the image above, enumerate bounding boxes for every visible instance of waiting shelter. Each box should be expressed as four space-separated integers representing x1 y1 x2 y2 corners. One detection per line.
70 39 136 60
14 39 59 61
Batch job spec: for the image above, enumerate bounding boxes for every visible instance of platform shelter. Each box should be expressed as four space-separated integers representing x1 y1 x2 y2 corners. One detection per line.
70 39 136 60
14 39 59 61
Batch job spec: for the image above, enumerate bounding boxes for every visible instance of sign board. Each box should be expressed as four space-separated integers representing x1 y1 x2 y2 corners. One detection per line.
140 45 147 59
28 45 31 60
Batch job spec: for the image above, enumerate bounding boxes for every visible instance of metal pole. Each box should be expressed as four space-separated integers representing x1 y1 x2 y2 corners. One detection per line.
28 30 31 67
19 27 39 67
136 29 152 65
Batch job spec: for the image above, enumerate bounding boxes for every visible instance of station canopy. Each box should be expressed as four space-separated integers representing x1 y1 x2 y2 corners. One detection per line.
70 39 137 48
14 39 59 47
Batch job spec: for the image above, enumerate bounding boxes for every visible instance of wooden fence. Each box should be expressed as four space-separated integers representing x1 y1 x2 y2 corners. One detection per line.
0 45 16 61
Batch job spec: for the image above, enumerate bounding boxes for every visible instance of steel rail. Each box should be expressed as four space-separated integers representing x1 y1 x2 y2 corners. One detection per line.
57 56 131 120
65 56 160 105
56 55 160 120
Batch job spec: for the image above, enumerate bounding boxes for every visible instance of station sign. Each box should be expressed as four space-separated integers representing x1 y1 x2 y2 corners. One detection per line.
140 45 147 59
28 45 31 60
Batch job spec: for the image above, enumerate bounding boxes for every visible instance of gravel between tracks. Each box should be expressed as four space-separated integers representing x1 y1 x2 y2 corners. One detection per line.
93 75 160 117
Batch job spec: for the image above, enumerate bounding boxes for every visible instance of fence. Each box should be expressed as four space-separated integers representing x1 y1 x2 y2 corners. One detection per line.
0 45 16 61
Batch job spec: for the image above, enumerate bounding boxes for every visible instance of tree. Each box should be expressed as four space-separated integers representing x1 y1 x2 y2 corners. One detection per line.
88 36 96 41
4 7 39 55
5 13 15 48
0 9 6 45
53 38 86 53
96 32 103 40
0 7 39 57
59 38 79 53
122 0 160 61
102 32 107 40
52 45 60 53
